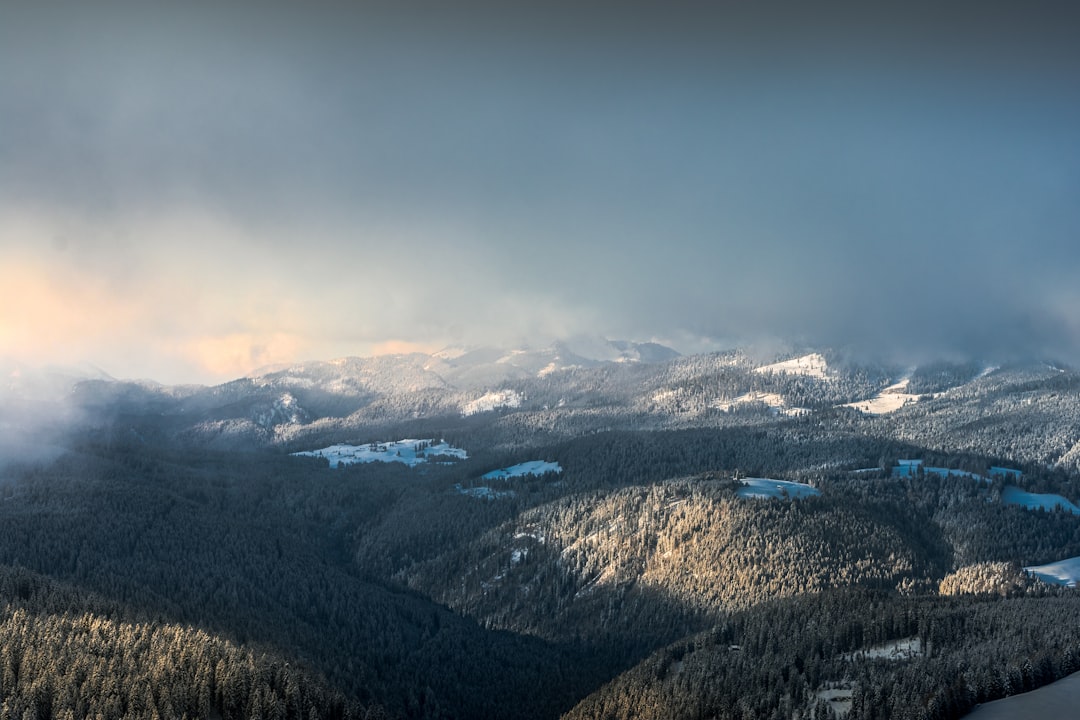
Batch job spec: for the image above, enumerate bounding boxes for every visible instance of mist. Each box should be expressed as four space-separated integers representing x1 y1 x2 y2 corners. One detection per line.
2 1 1079 382
0 362 100 470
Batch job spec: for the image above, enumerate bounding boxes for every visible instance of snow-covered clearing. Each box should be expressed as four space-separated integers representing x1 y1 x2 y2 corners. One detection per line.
737 478 820 500
814 684 853 718
1024 556 1080 588
846 637 923 661
814 641 922 718
292 439 467 468
461 389 523 416
711 391 811 417
482 461 562 480
452 462 559 500
753 353 829 379
843 377 919 415
432 346 469 360
965 670 1080 719
514 529 546 543
1002 486 1080 515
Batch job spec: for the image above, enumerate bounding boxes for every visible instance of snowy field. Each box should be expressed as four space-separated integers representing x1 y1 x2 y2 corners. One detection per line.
461 389 523 416
842 377 920 415
753 353 829 379
1001 486 1080 515
1024 556 1080 587
737 478 820 500
452 461 562 501
966 669 1080 719
291 439 467 468
482 460 562 480
711 391 811 417
814 685 853 718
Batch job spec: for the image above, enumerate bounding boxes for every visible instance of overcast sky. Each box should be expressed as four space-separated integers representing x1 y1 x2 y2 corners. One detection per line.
3 1 1079 384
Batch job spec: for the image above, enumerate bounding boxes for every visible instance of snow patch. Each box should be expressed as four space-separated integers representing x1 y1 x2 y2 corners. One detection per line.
461 389 523 416
711 391 811 417
514 529 546 544
753 353 829 379
292 439 467 468
537 362 560 377
1002 486 1080 515
815 684 853 718
843 377 920 415
737 478 820 500
1025 556 1080 588
432 346 469 360
846 637 923 661
483 461 562 481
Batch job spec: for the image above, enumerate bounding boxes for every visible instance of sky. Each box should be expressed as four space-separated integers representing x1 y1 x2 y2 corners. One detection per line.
2 1 1080 384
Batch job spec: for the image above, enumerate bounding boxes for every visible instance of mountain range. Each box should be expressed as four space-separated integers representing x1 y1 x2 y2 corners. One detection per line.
2 339 1080 719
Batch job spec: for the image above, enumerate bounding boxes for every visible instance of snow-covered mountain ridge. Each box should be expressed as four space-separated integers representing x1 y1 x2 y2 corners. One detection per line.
9 342 1080 475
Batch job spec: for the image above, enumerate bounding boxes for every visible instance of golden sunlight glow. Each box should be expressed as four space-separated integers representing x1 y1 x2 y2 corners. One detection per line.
0 260 141 362
179 333 305 379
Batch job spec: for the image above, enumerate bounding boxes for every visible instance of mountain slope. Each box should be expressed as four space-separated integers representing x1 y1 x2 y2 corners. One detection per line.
396 476 950 651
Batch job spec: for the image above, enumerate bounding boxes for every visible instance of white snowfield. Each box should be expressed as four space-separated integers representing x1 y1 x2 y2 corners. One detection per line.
291 439 467 468
965 670 1080 719
711 391 811 417
843 377 920 415
461 389 523 416
482 460 562 480
737 478 821 500
753 353 829 379
1024 556 1080 587
1002 486 1080 515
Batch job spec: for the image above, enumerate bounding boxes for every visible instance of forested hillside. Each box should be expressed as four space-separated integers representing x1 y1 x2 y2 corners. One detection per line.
0 565 356 719
0 445 599 719
565 591 1080 720
2 348 1080 718
398 478 949 651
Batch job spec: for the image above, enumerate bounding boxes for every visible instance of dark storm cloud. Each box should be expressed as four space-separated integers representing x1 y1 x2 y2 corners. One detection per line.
2 0 1079 380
